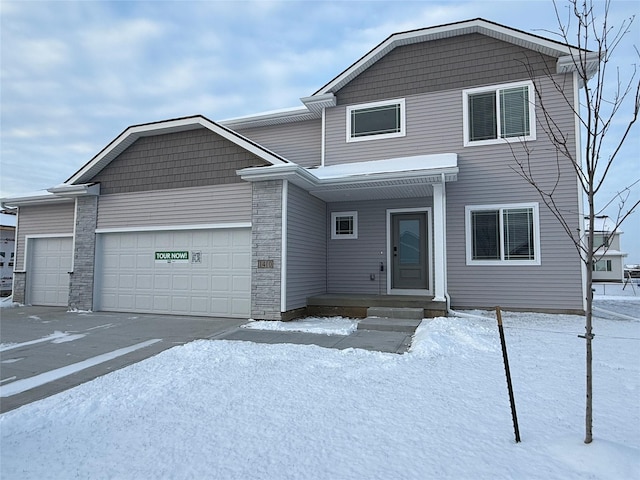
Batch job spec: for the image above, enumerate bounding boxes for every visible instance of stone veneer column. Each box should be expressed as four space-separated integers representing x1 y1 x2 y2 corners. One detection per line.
12 272 26 304
68 196 98 311
251 180 283 320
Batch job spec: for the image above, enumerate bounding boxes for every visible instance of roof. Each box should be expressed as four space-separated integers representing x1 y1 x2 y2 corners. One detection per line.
238 153 458 202
585 216 620 233
66 115 290 185
224 18 596 129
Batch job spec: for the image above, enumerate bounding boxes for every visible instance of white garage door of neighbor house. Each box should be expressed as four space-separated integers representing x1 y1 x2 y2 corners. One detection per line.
28 236 73 306
95 229 251 318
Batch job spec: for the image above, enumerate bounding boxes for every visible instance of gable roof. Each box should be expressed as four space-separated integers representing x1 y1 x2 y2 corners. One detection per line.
222 18 597 130
314 18 596 96
66 115 290 185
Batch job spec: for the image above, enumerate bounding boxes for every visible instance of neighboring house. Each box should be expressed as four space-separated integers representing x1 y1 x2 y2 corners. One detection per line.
0 211 16 295
587 216 627 282
1 19 595 319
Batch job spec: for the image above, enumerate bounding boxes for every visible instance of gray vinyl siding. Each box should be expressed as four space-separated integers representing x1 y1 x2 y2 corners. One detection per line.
15 202 75 269
97 184 252 230
327 198 432 295
325 87 462 166
89 128 268 195
445 79 583 312
286 183 327 310
234 119 321 168
336 34 556 105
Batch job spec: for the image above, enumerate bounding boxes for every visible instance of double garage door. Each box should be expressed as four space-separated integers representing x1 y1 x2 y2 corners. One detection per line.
95 229 251 318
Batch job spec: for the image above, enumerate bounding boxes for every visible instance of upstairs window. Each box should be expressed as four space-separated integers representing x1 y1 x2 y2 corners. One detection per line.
346 99 405 142
463 81 535 146
466 203 540 265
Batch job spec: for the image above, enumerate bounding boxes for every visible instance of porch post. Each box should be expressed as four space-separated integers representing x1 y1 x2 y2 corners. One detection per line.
432 181 446 302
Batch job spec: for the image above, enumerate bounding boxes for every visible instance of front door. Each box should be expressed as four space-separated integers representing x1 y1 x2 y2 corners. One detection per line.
391 213 429 291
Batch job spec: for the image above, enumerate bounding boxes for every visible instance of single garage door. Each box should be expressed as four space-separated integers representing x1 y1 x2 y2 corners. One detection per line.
27 236 73 306
95 229 251 318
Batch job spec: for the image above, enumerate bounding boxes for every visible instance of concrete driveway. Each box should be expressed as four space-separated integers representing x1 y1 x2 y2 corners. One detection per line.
0 306 246 413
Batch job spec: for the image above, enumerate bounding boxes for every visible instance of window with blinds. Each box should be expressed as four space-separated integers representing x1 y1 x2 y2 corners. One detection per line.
464 81 535 146
466 203 540 265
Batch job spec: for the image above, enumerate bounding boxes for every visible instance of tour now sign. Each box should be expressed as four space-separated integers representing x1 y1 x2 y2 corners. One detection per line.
155 251 189 263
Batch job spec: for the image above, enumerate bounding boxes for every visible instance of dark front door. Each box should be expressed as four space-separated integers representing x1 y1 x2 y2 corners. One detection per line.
391 213 428 290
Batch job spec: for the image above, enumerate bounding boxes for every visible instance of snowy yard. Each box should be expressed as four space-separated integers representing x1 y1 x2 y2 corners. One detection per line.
1 289 638 479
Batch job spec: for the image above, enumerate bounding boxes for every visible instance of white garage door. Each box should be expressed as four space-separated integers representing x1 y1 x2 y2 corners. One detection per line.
96 229 251 318
28 236 73 306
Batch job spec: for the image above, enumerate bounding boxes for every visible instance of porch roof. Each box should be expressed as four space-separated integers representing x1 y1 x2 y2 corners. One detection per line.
238 153 458 201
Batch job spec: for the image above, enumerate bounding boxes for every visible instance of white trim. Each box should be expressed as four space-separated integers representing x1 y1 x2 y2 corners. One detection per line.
95 222 251 234
386 207 433 296
331 211 358 239
465 202 541 266
71 198 78 272
462 80 536 147
346 98 406 143
280 180 288 313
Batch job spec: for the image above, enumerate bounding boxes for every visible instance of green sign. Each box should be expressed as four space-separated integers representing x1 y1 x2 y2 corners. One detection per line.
155 251 189 263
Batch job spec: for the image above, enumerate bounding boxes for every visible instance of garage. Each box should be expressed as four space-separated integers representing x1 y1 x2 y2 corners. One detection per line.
27 236 73 306
95 228 251 318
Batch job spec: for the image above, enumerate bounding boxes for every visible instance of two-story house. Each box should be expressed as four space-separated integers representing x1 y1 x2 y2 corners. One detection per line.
1 19 594 319
587 216 627 282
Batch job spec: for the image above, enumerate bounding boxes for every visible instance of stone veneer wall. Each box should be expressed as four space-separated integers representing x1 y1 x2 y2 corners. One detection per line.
68 196 98 311
251 180 283 320
12 272 26 304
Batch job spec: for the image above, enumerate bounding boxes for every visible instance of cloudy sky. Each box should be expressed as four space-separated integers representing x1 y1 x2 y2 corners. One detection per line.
1 0 639 261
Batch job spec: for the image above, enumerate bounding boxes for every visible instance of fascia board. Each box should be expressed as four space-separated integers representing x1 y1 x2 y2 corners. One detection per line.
1 194 74 208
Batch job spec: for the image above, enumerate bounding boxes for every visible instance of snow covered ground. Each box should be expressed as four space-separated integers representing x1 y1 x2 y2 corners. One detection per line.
1 291 638 479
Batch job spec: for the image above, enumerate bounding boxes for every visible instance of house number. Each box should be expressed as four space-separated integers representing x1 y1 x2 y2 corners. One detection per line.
257 259 274 269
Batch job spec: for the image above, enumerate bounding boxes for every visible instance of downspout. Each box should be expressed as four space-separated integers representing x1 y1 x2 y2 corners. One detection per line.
440 173 451 312
321 107 326 167
280 180 288 314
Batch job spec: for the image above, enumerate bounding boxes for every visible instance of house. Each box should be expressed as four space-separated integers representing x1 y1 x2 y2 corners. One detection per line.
0 210 16 296
1 18 594 319
587 216 627 282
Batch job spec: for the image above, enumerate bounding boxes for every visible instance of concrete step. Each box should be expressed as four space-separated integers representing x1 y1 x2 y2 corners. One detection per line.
366 306 424 319
358 317 422 333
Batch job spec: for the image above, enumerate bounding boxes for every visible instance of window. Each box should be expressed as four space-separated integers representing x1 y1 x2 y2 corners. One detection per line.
463 81 535 146
592 259 612 272
593 233 610 249
346 99 405 142
331 211 358 239
466 203 540 265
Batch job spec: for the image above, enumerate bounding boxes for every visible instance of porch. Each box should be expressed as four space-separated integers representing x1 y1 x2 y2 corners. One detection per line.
305 294 448 319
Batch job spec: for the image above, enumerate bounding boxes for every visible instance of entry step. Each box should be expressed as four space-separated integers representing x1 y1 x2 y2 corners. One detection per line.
358 317 422 333
366 307 424 319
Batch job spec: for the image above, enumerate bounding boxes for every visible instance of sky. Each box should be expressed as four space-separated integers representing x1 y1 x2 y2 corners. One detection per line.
1 0 638 261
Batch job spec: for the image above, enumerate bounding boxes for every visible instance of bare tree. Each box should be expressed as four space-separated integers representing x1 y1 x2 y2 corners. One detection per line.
510 0 639 444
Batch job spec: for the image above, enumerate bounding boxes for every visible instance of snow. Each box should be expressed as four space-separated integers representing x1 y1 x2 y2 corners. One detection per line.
310 153 456 180
243 316 359 335
1 297 638 479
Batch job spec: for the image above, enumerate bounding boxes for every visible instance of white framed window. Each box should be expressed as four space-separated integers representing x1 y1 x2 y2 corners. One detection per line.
465 203 541 265
331 211 358 239
592 259 612 272
346 98 405 142
463 81 536 146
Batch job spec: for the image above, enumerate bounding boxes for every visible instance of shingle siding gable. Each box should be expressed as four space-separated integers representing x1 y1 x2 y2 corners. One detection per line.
89 128 268 194
336 33 557 105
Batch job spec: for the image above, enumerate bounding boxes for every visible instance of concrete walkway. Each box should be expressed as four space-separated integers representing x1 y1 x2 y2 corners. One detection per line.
216 326 414 354
1 306 419 413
